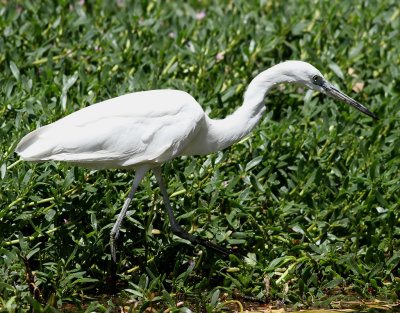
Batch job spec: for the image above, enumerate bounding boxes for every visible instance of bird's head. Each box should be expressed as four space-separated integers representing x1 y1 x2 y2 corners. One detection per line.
278 61 378 119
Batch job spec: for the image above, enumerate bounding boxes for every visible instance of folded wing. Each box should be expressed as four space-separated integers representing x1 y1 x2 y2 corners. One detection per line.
16 90 204 169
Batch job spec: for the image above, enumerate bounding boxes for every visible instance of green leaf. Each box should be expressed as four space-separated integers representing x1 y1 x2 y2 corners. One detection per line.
61 73 79 110
349 42 364 60
245 156 263 172
347 257 363 276
62 73 79 92
26 247 40 260
369 159 378 180
298 278 304 295
74 278 99 284
387 252 400 268
125 289 144 298
210 289 220 307
26 296 44 313
10 61 20 81
322 277 344 289
1 163 6 180
18 232 28 251
329 63 344 80
139 273 149 290
162 289 175 306
267 256 295 270
63 169 75 188
221 86 237 102
44 209 56 222
22 169 33 186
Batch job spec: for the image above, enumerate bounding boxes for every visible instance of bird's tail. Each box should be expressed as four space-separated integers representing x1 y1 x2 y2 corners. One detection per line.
15 126 57 161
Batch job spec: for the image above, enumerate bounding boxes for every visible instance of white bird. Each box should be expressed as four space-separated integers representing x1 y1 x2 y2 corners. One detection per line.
16 61 377 289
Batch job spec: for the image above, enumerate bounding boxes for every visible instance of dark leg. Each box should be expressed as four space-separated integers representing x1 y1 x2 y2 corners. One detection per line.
110 166 149 293
152 167 243 259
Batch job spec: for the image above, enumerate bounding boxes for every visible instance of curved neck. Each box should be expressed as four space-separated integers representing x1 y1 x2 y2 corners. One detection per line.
182 63 292 155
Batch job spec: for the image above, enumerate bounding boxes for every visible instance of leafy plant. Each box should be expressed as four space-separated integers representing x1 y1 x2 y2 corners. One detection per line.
1 0 400 311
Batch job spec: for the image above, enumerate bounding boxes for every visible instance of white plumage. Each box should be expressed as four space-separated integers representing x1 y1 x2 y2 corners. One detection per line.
16 90 204 168
15 61 377 290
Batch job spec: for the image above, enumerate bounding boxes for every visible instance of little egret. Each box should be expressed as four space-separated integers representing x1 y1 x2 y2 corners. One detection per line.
16 61 377 289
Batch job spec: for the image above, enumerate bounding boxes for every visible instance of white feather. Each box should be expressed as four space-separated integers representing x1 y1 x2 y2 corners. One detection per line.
16 90 204 169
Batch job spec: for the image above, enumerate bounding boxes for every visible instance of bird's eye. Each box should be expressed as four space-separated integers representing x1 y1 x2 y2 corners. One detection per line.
312 75 320 84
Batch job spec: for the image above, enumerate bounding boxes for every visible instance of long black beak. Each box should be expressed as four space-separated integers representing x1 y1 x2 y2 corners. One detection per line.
324 83 378 120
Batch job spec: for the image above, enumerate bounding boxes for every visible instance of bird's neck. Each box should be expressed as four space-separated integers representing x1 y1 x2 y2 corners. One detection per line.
182 64 290 155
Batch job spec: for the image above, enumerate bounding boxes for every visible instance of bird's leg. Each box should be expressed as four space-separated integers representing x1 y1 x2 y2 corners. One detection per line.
152 167 243 259
110 166 148 293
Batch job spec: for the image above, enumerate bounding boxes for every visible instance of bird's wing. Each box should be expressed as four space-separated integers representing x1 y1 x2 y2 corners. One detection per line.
16 90 205 169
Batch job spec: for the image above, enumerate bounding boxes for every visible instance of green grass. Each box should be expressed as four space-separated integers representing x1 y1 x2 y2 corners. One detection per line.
1 0 400 311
